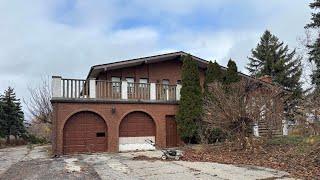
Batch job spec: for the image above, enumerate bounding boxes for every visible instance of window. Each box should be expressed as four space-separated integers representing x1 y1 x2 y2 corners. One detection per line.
139 78 148 88
111 77 121 93
162 79 170 100
126 77 135 94
139 78 148 84
96 132 105 137
111 77 120 82
126 77 134 83
162 79 169 85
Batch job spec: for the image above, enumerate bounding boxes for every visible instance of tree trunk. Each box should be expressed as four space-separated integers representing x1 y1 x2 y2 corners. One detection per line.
6 136 10 144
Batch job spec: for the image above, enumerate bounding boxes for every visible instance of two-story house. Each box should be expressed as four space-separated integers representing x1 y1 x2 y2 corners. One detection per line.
51 51 286 155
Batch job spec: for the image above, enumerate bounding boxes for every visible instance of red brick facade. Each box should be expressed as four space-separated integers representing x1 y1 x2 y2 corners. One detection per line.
52 101 178 155
52 52 276 155
52 56 206 155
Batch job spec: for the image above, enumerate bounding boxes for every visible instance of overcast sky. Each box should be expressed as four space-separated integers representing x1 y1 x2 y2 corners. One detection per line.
0 0 312 116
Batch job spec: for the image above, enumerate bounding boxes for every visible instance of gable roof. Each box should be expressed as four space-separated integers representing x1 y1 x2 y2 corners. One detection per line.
87 51 205 78
86 51 280 89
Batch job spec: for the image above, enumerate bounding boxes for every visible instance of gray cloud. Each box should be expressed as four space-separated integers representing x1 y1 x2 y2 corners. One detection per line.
0 0 311 116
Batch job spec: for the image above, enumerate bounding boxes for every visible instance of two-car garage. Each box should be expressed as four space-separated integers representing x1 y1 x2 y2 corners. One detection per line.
63 110 177 154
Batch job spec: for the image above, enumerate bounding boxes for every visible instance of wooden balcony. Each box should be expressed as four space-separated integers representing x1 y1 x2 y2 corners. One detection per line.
51 76 181 102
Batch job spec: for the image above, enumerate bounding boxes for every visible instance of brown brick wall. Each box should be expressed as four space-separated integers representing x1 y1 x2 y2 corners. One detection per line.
52 101 178 155
97 59 206 86
53 58 206 155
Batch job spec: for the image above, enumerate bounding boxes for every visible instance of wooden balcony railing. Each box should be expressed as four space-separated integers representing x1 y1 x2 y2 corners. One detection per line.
96 80 121 99
156 84 176 101
127 82 150 100
52 77 181 102
61 78 89 98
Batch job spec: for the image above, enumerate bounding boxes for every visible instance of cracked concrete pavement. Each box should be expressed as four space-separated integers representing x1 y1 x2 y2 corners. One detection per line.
0 145 293 180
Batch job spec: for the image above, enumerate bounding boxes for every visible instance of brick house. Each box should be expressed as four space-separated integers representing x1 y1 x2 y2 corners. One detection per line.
51 51 287 155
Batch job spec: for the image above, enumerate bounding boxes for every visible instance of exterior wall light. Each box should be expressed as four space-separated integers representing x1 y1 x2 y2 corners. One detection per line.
111 106 116 114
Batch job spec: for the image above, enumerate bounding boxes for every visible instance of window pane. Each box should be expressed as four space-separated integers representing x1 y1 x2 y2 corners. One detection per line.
111 77 120 82
162 79 169 85
126 78 134 83
139 78 148 84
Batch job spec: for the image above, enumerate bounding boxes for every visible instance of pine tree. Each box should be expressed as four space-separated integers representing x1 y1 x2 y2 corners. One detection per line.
306 0 320 29
176 55 203 143
204 61 223 90
0 87 26 143
224 59 240 84
308 38 320 89
0 100 4 138
247 30 302 96
306 0 320 91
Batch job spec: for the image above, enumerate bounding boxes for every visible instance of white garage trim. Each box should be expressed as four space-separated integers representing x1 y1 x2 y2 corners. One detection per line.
119 136 155 152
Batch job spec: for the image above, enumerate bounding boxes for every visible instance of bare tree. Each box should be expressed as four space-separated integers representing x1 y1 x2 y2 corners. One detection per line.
202 80 286 148
295 92 320 135
24 77 52 125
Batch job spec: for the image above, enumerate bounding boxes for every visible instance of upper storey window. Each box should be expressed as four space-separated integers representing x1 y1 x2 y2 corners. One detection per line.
139 78 148 84
111 77 120 82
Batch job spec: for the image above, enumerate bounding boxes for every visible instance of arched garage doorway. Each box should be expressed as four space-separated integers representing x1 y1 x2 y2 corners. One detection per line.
119 111 156 151
63 111 107 154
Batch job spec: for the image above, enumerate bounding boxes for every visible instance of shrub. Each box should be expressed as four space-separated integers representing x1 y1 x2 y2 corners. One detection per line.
176 55 203 143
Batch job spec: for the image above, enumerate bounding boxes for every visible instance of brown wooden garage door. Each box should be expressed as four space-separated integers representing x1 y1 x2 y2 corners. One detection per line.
166 115 178 147
119 112 155 137
63 112 107 154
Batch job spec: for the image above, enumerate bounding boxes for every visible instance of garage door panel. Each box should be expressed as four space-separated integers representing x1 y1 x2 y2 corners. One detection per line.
85 125 105 132
64 146 87 154
86 138 106 144
64 139 86 145
63 112 107 154
119 112 156 151
64 132 86 137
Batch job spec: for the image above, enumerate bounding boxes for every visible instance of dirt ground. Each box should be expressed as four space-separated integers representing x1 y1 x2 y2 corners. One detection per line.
0 145 293 180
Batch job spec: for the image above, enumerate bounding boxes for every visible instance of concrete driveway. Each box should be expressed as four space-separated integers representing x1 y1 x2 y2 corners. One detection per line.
0 145 292 180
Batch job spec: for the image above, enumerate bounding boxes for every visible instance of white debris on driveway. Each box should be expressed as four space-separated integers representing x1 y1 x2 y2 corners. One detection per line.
64 158 81 173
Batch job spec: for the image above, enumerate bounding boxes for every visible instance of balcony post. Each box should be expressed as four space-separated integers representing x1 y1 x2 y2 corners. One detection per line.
176 84 182 100
282 120 288 136
150 83 156 100
253 123 259 137
89 78 96 98
52 76 62 98
121 81 128 99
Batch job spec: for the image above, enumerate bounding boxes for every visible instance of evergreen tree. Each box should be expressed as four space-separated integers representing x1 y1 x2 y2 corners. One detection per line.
0 99 4 138
204 61 223 90
224 59 240 84
306 0 320 29
308 38 320 90
176 55 203 143
247 30 303 97
306 0 320 91
0 87 26 143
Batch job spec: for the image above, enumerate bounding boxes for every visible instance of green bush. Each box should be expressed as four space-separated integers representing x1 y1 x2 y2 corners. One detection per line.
176 55 203 143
